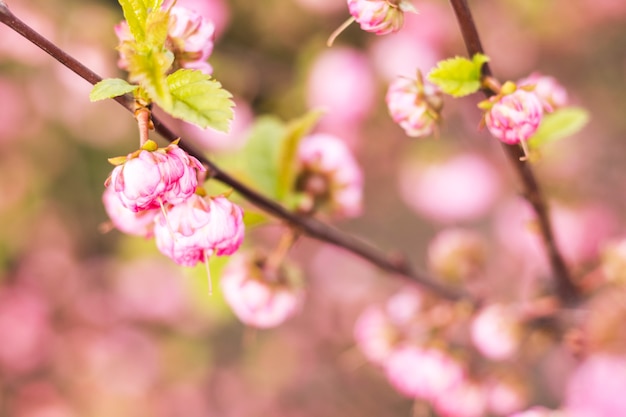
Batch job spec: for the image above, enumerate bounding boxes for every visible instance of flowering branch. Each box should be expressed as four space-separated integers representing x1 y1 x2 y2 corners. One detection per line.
448 0 579 305
0 1 470 303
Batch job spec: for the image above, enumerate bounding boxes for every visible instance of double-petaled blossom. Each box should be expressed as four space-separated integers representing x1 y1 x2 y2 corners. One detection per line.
166 6 216 74
347 0 417 36
106 141 205 212
482 82 544 145
295 133 363 217
115 5 216 74
153 194 244 266
518 72 568 113
220 252 303 328
386 72 443 138
102 185 159 237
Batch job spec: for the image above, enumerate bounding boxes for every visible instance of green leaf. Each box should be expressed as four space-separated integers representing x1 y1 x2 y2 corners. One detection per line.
276 109 324 200
128 49 173 108
529 107 590 147
162 69 234 132
118 0 149 42
89 78 137 101
238 116 285 198
427 53 490 97
145 8 169 49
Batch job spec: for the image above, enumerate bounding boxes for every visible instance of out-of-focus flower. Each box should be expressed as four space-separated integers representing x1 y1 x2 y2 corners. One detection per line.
399 153 501 223
306 47 375 143
471 303 522 361
600 238 626 284
386 72 443 138
0 287 51 374
565 354 626 417
518 72 568 113
154 194 244 266
295 133 363 218
482 83 544 145
106 141 204 212
220 252 303 328
486 377 528 416
354 289 423 364
509 407 566 417
435 380 487 417
384 346 465 400
102 185 158 237
427 228 487 284
115 5 216 74
347 0 417 36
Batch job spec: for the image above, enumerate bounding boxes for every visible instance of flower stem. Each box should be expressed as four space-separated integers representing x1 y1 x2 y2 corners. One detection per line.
327 16 356 47
447 0 579 306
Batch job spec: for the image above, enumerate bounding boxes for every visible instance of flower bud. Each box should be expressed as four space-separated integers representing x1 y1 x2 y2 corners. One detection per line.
483 86 544 145
220 252 303 328
106 141 204 212
154 194 244 266
518 72 568 113
386 73 443 138
295 133 363 217
347 0 416 36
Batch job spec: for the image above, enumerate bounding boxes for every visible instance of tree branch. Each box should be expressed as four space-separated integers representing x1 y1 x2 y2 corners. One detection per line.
0 2 471 303
448 0 579 305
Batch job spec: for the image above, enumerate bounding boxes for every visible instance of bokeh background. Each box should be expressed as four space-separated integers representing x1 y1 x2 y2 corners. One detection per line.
0 0 626 415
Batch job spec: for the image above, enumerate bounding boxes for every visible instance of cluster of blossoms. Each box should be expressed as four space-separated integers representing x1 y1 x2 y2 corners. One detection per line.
481 73 569 148
115 4 216 74
294 133 363 218
103 140 244 268
386 71 443 138
354 289 528 416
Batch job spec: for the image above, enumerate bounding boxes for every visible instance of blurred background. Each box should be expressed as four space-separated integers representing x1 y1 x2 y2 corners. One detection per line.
0 0 625 415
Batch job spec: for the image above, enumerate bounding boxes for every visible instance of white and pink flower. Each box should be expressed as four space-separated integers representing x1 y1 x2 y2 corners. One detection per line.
386 73 443 138
106 141 204 212
347 0 417 36
102 184 158 237
483 84 544 145
470 303 522 361
518 72 568 113
154 194 244 266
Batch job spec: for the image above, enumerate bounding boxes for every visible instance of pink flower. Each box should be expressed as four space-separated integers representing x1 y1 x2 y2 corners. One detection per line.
354 289 423 364
386 73 443 138
470 303 522 361
565 354 626 417
296 133 363 217
106 141 204 212
384 346 465 400
483 86 544 145
220 252 303 328
154 194 244 266
347 0 416 35
510 407 566 417
518 72 568 113
427 228 487 283
167 6 216 74
115 5 216 74
435 380 487 417
102 185 158 237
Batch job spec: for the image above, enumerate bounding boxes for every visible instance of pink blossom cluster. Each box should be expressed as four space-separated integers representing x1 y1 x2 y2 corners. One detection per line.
295 133 363 218
347 0 417 36
103 141 244 267
115 5 216 74
483 73 569 146
354 289 527 416
386 73 443 138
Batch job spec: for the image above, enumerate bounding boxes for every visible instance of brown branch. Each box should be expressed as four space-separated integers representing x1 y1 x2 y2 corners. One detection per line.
448 0 579 305
0 2 471 303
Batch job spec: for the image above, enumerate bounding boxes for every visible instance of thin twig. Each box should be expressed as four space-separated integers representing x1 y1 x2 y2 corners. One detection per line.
0 2 472 303
448 0 579 305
